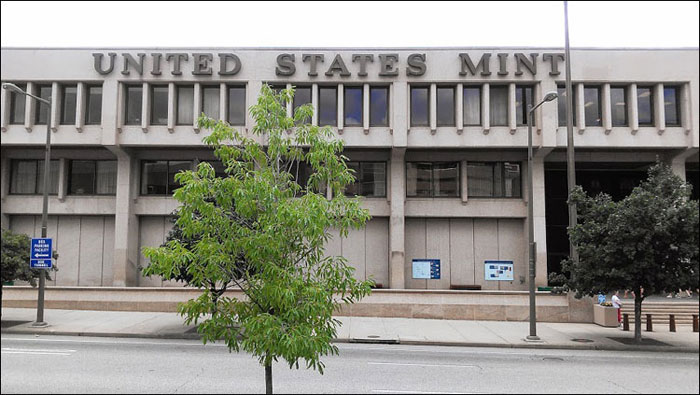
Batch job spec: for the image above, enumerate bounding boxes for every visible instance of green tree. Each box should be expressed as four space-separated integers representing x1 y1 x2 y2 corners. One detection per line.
143 85 373 394
560 162 699 342
1 229 55 317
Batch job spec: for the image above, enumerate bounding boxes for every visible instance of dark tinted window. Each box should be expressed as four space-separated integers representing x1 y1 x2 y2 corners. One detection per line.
151 85 168 125
467 162 521 198
463 87 481 126
69 160 117 195
202 86 220 119
345 162 386 197
9 83 26 124
10 159 59 195
176 85 194 125
489 86 508 126
227 86 246 125
369 87 389 127
437 87 455 127
344 87 363 126
664 86 680 126
557 85 577 127
407 162 460 197
410 87 429 127
85 85 102 125
60 85 77 125
141 161 167 195
610 86 627 127
637 86 654 126
125 85 142 125
584 86 601 126
515 86 533 126
34 85 52 125
318 87 337 126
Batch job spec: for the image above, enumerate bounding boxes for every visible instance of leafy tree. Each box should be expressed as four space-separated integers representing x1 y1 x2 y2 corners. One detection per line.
559 162 699 342
143 85 373 394
1 228 55 317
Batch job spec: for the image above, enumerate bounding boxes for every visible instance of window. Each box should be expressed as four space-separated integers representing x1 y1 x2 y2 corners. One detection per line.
292 86 311 114
344 86 363 126
125 85 142 125
34 85 52 125
176 85 194 125
370 87 389 127
9 83 26 124
489 86 508 126
436 87 455 127
10 159 59 195
610 86 627 127
664 86 680 126
467 162 521 198
318 86 337 126
150 85 168 125
637 86 654 126
406 162 460 198
141 160 193 195
463 86 481 126
69 160 117 195
60 85 77 125
202 86 220 119
227 86 246 125
583 86 601 126
515 86 533 126
410 87 429 127
85 85 102 125
557 84 577 127
345 162 386 197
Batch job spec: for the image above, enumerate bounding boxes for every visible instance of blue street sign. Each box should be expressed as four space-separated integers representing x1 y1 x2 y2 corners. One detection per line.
412 259 440 279
30 238 53 269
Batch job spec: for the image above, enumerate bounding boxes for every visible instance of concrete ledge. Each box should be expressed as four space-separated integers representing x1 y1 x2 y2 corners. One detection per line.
2 286 594 323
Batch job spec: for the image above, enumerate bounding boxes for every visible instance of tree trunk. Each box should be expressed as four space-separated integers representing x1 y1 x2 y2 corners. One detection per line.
265 359 273 394
634 288 643 343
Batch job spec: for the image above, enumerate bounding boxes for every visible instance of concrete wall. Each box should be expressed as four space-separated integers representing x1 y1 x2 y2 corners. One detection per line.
404 218 526 290
137 216 176 287
9 215 115 286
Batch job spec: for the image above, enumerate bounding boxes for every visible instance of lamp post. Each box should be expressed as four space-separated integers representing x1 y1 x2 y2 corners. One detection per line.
526 91 558 341
3 82 51 327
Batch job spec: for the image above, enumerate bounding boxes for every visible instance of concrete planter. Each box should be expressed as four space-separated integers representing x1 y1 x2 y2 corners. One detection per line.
593 304 619 327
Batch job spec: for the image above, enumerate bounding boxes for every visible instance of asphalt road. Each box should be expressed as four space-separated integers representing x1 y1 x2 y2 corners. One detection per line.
1 334 698 394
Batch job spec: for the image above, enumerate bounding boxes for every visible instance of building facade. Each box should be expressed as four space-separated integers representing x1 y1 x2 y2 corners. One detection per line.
1 47 698 290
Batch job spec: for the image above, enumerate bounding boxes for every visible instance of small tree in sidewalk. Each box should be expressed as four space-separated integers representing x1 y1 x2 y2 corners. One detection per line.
142 85 373 394
559 162 699 342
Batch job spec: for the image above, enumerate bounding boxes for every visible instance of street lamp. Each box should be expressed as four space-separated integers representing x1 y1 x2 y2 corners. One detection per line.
3 82 51 327
526 91 558 341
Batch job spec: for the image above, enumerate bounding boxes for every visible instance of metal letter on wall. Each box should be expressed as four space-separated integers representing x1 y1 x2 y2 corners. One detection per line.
219 53 241 76
378 54 399 76
276 54 296 76
406 53 427 76
93 53 116 75
458 53 492 76
121 53 146 76
325 54 351 77
192 53 214 75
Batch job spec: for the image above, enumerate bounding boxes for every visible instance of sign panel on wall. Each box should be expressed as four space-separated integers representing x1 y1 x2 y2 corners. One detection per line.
30 238 53 269
484 260 513 281
412 259 441 279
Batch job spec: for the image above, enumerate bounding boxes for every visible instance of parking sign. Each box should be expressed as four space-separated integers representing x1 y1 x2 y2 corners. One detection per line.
30 238 53 269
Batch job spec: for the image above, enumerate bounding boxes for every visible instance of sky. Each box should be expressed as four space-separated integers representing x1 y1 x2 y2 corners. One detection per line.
1 1 698 48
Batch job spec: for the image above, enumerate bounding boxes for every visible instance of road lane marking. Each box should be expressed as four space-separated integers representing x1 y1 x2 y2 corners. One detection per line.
368 362 479 369
372 390 481 394
2 351 72 356
2 347 76 353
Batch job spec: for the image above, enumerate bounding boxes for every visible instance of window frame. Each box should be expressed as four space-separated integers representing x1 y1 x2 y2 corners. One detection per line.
489 85 509 127
515 85 533 126
124 84 143 125
201 85 221 120
175 85 194 126
637 86 655 127
85 84 103 125
67 160 118 196
410 86 430 127
9 159 60 195
436 86 456 127
150 85 169 126
318 86 338 127
60 84 78 125
406 161 461 198
466 161 522 199
663 86 681 127
583 85 602 127
557 84 577 127
344 161 387 198
226 85 246 126
369 86 390 127
343 86 363 127
9 83 27 125
140 160 194 196
610 85 628 127
34 84 52 125
462 86 481 126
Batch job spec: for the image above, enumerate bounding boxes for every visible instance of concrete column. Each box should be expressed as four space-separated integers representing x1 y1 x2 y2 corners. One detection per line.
669 148 698 181
628 84 639 134
311 83 318 126
57 158 68 202
392 81 408 147
461 160 468 203
389 147 406 289
248 80 263 133
482 83 490 134
110 147 140 286
24 82 35 132
167 83 175 132
602 84 612 134
363 83 370 133
193 83 201 132
102 79 119 146
429 83 437 134
508 83 516 134
286 83 293 118
534 83 543 134
576 84 585 134
115 82 125 134
681 83 692 135
456 83 464 133
0 86 9 132
76 82 86 132
51 82 60 132
532 149 551 286
141 82 149 132
337 84 344 133
655 83 665 134
0 150 9 230
219 82 227 123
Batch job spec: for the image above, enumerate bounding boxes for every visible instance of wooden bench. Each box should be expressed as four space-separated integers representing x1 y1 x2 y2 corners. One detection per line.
450 285 482 290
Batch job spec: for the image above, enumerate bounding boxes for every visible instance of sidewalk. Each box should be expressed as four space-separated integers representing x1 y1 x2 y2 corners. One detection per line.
1 307 698 353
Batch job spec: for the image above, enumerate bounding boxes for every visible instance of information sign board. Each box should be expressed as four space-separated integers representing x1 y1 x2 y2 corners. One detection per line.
484 260 513 281
30 238 53 269
412 259 440 279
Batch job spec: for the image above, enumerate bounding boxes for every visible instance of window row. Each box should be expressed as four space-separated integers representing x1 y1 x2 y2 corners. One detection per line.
8 83 103 125
124 84 246 126
406 162 521 198
9 159 116 195
556 84 682 128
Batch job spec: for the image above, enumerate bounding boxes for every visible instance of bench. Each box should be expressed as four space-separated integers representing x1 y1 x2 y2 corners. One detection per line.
622 313 699 333
450 285 482 290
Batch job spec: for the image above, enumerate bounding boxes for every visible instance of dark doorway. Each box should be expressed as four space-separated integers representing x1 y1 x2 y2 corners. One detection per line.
544 162 652 282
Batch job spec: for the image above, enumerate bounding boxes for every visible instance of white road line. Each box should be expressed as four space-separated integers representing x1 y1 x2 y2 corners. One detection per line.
372 390 481 394
2 347 77 353
1 337 218 348
368 362 479 369
1 351 72 356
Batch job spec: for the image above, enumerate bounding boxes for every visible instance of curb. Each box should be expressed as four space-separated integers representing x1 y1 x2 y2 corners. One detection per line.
4 328 698 354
